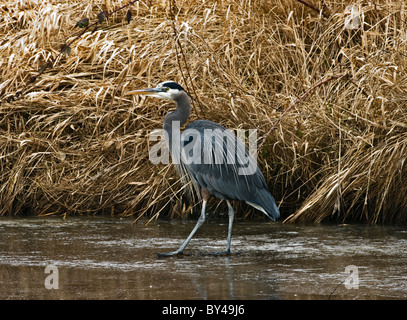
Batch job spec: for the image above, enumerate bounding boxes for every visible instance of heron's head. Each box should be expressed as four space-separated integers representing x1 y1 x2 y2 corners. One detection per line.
128 81 186 101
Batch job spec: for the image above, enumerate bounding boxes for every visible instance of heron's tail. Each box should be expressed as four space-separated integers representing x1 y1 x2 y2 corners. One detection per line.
246 189 280 221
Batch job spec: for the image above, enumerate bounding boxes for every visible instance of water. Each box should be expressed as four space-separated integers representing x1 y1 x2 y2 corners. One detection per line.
0 216 406 299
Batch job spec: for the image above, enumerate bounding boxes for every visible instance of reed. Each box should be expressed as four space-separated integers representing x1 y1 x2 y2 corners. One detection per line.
0 0 406 223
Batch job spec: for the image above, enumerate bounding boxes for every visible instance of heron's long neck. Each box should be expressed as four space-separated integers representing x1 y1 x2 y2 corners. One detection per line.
163 92 190 152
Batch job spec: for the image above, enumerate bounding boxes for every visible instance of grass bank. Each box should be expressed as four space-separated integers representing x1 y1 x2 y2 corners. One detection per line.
0 0 406 223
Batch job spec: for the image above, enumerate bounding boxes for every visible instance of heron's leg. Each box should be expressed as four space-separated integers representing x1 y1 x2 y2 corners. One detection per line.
224 200 234 254
203 200 240 256
157 191 209 257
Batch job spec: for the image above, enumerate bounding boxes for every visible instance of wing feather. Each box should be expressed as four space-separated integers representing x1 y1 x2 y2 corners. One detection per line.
172 120 279 219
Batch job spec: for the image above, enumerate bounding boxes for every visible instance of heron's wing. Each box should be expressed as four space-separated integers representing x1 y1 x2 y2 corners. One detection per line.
182 120 266 201
180 120 280 220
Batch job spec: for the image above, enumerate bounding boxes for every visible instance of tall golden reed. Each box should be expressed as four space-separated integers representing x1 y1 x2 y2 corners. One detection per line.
0 0 406 223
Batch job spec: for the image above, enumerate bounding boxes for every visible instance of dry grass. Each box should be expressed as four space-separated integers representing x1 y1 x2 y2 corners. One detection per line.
0 0 406 223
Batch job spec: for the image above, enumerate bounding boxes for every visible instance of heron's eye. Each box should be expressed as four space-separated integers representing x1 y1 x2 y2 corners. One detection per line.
164 87 170 92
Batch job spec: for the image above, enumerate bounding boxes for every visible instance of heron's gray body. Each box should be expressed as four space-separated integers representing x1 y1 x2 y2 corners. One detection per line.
182 119 280 220
129 81 279 256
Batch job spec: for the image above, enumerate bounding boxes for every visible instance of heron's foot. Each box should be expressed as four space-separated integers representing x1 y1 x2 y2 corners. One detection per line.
156 251 191 258
201 251 242 257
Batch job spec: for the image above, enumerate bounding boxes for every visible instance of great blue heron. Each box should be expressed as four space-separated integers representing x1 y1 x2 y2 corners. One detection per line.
129 81 280 256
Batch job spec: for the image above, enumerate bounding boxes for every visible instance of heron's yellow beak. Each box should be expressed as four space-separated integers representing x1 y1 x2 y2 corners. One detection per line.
127 88 166 95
